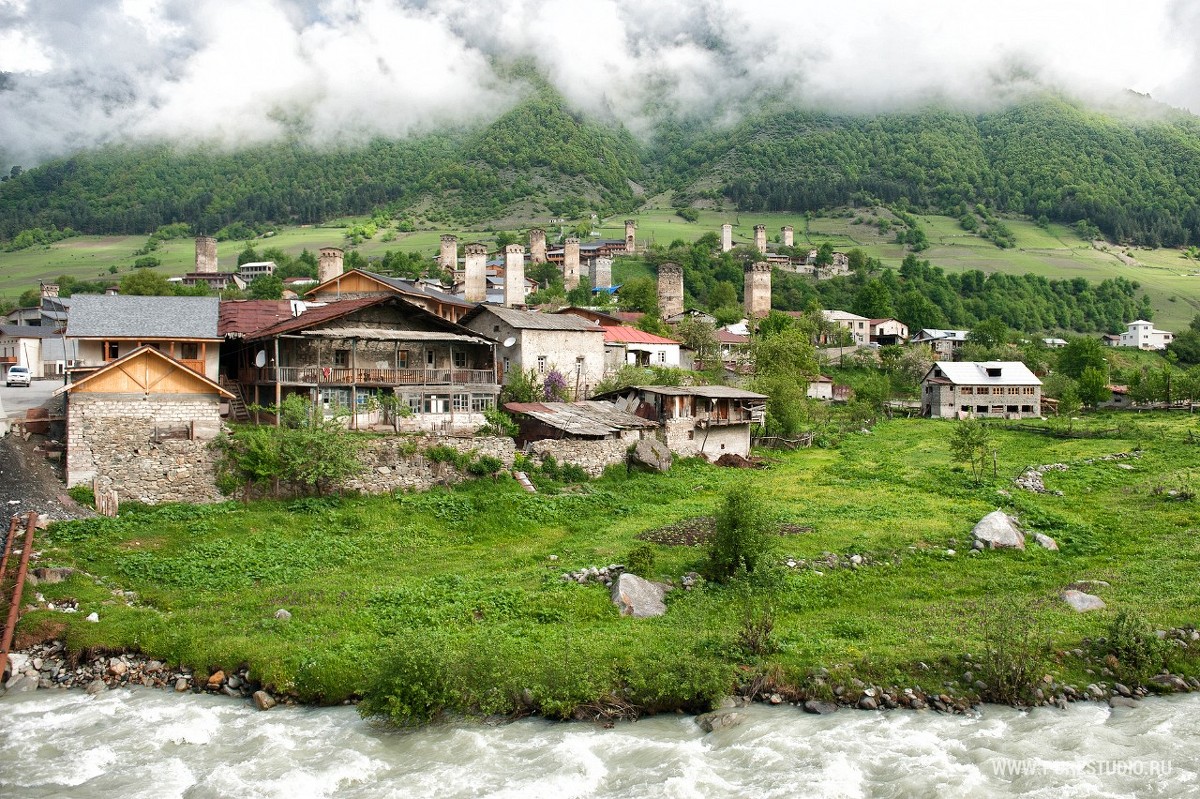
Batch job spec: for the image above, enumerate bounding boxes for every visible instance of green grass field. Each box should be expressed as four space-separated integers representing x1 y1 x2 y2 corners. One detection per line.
5 209 1200 330
22 415 1200 721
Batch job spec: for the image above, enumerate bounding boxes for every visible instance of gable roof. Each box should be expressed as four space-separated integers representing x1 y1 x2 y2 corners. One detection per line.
55 345 232 398
0 324 55 339
303 268 470 308
912 328 969 342
924 361 1042 387
218 300 298 338
459 305 601 332
245 295 472 341
602 326 680 345
66 295 221 340
504 401 659 437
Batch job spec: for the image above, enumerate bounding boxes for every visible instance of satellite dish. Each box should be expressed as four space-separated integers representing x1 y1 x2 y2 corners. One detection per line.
254 350 267 368
502 337 516 348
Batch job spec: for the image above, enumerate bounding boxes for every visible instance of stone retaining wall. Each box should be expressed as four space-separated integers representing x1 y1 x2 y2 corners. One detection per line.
343 436 516 494
527 435 636 477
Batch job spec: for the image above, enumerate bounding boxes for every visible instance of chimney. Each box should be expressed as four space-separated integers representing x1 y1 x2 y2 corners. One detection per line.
744 262 772 318
657 262 684 319
592 257 612 289
463 244 487 303
439 235 458 272
563 237 581 291
195 235 218 274
40 282 59 299
529 228 547 263
781 226 794 247
754 224 767 255
318 247 344 284
624 219 636 254
721 224 733 253
504 244 526 307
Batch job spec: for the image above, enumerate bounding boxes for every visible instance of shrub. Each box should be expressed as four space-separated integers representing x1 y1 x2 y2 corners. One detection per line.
706 484 771 582
424 445 471 471
624 543 657 576
1102 611 1166 686
467 455 504 477
559 463 589 484
972 600 1047 705
479 407 518 438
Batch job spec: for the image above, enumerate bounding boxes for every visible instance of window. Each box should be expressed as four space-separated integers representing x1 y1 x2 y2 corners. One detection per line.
1021 405 1033 413
537 356 547 374
180 343 199 360
453 351 466 368
319 387 351 411
656 351 666 364
397 350 409 368
493 325 501 333
453 393 470 411
404 393 422 414
502 357 511 374
426 350 436 366
103 341 120 361
423 394 450 413
471 394 495 412
333 349 350 367
960 386 973 395
975 405 987 413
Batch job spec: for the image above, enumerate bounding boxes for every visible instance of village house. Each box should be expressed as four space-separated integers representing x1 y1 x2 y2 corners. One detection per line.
910 328 970 360
56 345 232 502
234 295 499 433
602 326 681 370
0 324 52 377
64 295 222 382
820 310 871 346
459 305 606 399
3 305 40 326
304 253 473 324
594 385 767 460
806 375 834 400
869 318 909 346
921 361 1042 419
1119 320 1174 350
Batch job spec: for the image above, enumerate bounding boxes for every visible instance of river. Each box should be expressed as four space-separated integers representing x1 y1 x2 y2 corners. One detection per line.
1 690 1196 798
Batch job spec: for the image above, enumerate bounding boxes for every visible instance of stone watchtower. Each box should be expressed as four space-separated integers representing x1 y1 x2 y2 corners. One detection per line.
463 244 487 303
195 236 218 274
40 282 60 299
657 262 684 320
592 257 612 289
624 219 636 254
318 247 344 284
529 228 547 264
753 224 767 255
744 262 772 318
721 224 733 253
504 244 526 308
439 235 458 272
781 226 794 247
563 238 581 291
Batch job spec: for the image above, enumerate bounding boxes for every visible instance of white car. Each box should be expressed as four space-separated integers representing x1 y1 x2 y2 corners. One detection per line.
5 365 31 387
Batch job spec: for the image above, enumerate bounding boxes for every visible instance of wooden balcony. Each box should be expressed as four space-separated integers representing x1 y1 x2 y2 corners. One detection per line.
254 366 496 387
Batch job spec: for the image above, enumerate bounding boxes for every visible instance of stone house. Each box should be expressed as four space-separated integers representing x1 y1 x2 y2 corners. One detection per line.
504 400 658 476
232 295 499 433
921 361 1042 419
602 325 681 370
65 295 222 381
594 385 767 460
910 328 970 360
56 345 232 503
459 305 606 399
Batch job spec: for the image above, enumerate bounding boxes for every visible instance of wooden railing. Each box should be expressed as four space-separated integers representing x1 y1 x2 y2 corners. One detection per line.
255 366 495 386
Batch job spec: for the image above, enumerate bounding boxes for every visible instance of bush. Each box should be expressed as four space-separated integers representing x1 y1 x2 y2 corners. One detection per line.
973 600 1047 705
466 455 504 477
424 445 472 471
624 543 657 576
1102 611 1166 686
706 484 771 582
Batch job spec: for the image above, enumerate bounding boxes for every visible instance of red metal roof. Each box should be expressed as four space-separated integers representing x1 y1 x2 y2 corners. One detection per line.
246 296 395 340
715 330 749 344
602 326 679 345
218 300 295 338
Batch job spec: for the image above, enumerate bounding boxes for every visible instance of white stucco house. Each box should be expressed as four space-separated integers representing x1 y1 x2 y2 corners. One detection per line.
1119 320 1173 350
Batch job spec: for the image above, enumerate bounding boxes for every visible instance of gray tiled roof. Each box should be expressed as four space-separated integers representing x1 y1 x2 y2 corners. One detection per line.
0 325 55 339
462 305 599 331
66 295 221 339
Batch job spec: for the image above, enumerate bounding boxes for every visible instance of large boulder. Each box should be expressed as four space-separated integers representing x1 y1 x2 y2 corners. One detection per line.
971 511 1026 550
695 710 745 733
629 438 672 473
611 572 670 618
1061 590 1106 612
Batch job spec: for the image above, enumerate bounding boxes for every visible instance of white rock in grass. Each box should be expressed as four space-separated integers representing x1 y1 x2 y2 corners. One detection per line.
1062 590 1106 612
971 511 1026 550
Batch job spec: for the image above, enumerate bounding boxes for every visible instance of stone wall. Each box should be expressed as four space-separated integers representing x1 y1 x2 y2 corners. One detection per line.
661 419 751 460
67 393 225 504
344 436 515 494
527 433 639 477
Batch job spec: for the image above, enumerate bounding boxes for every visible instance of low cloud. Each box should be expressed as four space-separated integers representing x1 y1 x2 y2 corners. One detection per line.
1 0 1197 166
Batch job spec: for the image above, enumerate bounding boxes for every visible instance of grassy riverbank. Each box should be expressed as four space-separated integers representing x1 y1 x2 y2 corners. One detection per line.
19 415 1200 722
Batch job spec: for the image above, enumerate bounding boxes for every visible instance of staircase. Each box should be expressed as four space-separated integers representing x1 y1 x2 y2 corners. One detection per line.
220 377 251 422
512 471 537 494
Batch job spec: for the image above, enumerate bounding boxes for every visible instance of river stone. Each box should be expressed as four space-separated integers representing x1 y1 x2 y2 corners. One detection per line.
253 690 277 711
1034 533 1059 551
85 679 106 695
1109 696 1139 709
611 573 669 617
857 695 878 710
802 700 838 715
175 677 190 692
108 657 128 676
971 511 1025 550
695 711 744 733
1061 590 1106 612
207 670 225 687
628 439 672 473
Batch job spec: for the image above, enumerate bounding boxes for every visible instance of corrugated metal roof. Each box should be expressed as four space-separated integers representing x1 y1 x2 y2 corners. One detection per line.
602 326 680 345
299 327 491 344
247 295 473 341
926 361 1042 386
461 305 601 332
218 300 296 337
505 401 658 436
66 295 221 339
595 385 768 401
913 328 969 342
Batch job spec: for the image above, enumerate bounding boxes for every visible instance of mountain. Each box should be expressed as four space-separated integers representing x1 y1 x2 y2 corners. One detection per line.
3 90 1200 246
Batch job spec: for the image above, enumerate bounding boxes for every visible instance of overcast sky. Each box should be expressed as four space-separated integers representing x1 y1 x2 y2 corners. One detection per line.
2 0 1199 166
